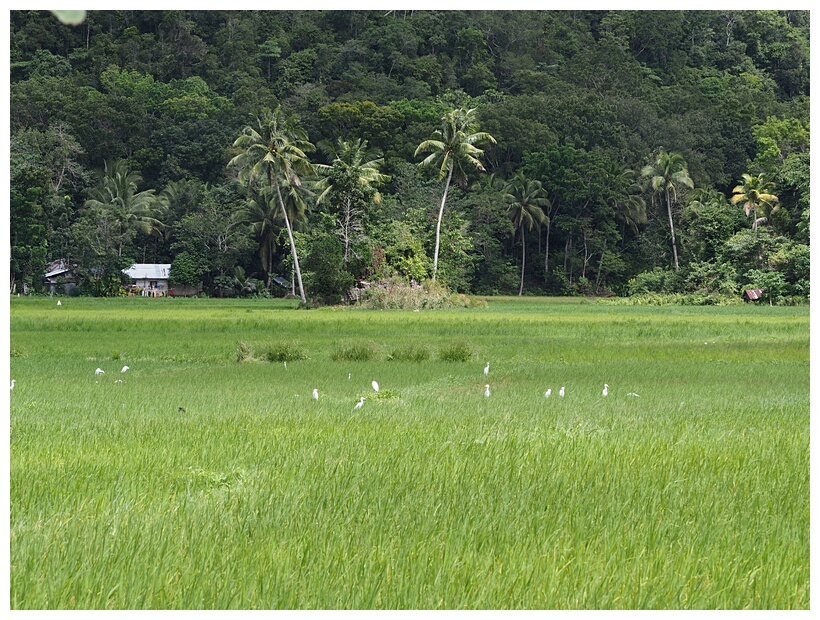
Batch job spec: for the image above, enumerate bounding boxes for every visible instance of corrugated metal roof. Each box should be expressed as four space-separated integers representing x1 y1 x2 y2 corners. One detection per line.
45 266 71 278
44 258 71 278
743 288 764 300
124 264 171 280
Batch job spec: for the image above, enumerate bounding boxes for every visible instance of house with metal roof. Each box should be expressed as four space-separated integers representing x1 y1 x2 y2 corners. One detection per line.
123 263 171 297
742 288 765 302
44 258 77 294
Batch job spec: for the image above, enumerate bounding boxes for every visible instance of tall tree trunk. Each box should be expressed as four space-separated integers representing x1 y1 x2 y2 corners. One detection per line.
275 181 306 304
266 239 273 288
564 235 570 277
342 196 352 265
595 239 607 293
544 219 551 275
519 226 526 296
432 166 453 283
582 229 589 279
665 187 679 271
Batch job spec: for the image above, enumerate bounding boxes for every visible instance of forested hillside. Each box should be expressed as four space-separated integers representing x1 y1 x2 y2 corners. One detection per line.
9 10 810 303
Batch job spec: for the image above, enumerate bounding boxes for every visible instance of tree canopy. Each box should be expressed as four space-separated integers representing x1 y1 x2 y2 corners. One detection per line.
9 9 810 303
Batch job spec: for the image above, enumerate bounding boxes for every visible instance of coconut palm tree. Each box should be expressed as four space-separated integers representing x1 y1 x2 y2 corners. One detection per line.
240 188 279 288
228 106 314 304
503 172 550 296
641 149 694 271
314 138 389 266
84 159 164 257
731 173 779 232
415 107 496 282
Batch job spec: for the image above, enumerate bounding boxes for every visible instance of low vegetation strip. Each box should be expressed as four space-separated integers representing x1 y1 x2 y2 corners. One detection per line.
9 297 809 609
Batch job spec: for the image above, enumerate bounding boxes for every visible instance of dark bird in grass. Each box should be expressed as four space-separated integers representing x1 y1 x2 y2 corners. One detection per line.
178 407 186 413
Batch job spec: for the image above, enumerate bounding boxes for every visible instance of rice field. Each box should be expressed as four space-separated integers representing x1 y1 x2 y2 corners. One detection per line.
8 296 810 609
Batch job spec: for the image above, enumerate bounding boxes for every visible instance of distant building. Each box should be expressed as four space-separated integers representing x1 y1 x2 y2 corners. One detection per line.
742 288 765 302
123 263 171 297
44 258 77 294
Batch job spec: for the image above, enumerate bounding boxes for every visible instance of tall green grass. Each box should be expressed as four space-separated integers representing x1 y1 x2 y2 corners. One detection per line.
9 296 809 608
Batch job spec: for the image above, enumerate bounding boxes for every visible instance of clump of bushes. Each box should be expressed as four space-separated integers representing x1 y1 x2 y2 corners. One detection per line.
600 293 742 306
235 340 256 362
331 340 377 362
264 342 308 362
368 388 399 400
350 277 485 310
438 341 474 362
387 345 431 362
626 267 680 295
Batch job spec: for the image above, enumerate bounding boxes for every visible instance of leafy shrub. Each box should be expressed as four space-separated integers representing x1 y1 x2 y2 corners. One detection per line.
264 342 308 362
331 340 377 361
627 267 679 295
438 341 474 362
387 345 431 362
680 261 740 296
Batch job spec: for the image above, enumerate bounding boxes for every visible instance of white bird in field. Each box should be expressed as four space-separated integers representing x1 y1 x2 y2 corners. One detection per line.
95 368 105 376
602 384 609 397
115 379 123 384
484 384 491 398
627 392 640 398
372 381 379 392
484 362 490 377
545 389 551 398
354 396 365 409
121 366 129 373
313 388 319 400
559 386 565 398
57 300 61 306
10 379 16 391
348 373 351 380
284 361 287 370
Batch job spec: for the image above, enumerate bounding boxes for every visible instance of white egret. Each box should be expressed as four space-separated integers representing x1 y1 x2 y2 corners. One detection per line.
284 361 287 370
484 362 490 377
354 397 365 409
602 384 609 397
10 379 16 391
627 392 640 397
484 384 490 398
121 366 129 373
348 373 351 380
372 381 379 392
57 300 62 306
95 368 105 376
545 389 551 398
115 379 123 384
559 386 565 398
312 388 319 400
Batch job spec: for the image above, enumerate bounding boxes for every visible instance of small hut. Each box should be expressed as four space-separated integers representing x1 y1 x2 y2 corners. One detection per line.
742 288 765 302
44 258 77 294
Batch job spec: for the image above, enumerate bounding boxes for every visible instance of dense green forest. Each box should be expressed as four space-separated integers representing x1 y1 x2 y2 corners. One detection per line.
9 10 810 303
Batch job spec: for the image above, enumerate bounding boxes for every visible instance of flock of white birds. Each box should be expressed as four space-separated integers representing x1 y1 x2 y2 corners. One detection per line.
10 361 638 405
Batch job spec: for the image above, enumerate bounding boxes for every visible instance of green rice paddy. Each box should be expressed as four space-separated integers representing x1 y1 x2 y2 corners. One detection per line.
9 296 810 609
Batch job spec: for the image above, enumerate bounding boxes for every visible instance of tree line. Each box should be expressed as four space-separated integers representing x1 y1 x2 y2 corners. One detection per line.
10 10 810 303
